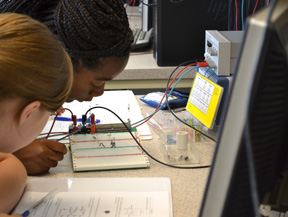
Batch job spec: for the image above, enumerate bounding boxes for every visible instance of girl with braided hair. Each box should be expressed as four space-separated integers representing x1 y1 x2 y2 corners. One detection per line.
0 0 134 175
0 0 133 102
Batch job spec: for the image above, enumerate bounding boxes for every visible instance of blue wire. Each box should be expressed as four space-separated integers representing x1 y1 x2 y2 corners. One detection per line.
131 66 197 126
131 66 196 125
241 0 245 30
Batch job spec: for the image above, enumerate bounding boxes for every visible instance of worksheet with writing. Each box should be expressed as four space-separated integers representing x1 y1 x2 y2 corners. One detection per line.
14 191 169 217
12 178 173 217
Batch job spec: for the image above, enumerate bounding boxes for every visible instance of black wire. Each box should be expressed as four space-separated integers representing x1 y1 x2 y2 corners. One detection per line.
228 0 233 30
237 0 241 30
85 106 211 169
247 0 251 18
232 0 236 30
261 0 265 7
165 60 217 143
228 0 236 30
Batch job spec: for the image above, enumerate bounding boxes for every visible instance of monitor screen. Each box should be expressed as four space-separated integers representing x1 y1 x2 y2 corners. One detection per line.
198 0 288 216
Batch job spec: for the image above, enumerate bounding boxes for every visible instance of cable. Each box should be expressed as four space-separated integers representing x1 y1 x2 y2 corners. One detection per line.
132 66 197 128
235 0 238 31
129 0 136 19
253 0 259 15
40 132 68 139
145 60 216 145
165 62 217 143
125 0 134 8
131 60 206 128
85 106 211 169
247 0 251 18
46 108 73 139
241 0 245 29
132 66 197 127
40 132 68 136
228 0 233 30
132 63 197 128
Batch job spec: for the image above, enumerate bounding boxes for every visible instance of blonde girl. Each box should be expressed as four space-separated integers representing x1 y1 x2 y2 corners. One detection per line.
0 13 72 216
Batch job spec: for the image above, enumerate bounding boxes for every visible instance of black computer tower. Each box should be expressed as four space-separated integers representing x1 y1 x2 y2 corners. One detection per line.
153 0 229 66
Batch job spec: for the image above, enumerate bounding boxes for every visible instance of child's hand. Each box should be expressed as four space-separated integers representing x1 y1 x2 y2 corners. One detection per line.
13 138 67 175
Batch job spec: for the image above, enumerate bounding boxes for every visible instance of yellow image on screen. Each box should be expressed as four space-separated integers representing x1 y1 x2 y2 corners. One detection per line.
186 73 223 129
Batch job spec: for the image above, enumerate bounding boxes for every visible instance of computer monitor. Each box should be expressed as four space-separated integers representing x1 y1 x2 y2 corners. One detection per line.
198 1 288 217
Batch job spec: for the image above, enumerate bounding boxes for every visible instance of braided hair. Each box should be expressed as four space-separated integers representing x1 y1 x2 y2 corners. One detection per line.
0 0 134 69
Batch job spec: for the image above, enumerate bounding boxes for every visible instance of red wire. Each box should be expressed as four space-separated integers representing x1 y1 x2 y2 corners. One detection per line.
46 108 73 139
126 0 134 5
133 63 198 128
235 0 238 31
129 0 136 20
253 0 259 15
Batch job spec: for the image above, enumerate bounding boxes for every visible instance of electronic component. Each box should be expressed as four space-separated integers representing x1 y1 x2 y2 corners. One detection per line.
70 132 150 172
204 30 244 76
72 115 78 133
68 119 132 134
90 115 96 134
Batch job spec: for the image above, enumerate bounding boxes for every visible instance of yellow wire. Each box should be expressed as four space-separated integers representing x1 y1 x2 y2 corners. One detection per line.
67 141 77 158
136 131 144 147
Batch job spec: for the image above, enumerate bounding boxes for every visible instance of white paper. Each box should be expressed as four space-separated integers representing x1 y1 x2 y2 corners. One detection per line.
189 75 214 115
13 178 172 217
14 191 170 217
